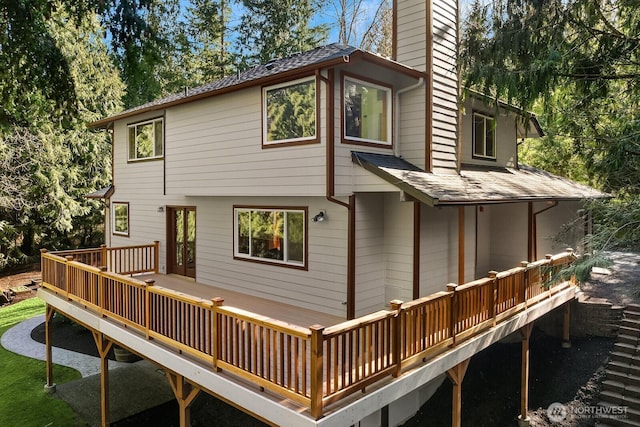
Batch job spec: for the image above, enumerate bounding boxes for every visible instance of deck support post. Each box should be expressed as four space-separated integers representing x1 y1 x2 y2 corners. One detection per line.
44 304 56 393
458 206 465 284
167 372 200 427
310 324 325 419
447 358 470 427
519 322 534 426
91 332 114 427
562 303 571 348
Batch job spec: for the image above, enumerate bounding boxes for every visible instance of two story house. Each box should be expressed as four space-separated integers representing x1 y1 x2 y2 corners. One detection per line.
39 0 606 426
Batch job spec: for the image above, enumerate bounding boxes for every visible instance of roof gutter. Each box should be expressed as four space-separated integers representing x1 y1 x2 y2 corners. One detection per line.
90 51 422 130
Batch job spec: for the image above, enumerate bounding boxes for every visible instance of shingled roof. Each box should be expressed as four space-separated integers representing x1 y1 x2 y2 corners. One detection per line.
90 44 423 128
352 151 608 205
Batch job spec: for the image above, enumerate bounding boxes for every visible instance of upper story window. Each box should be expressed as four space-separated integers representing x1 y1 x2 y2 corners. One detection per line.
343 75 392 146
234 207 307 269
472 112 496 159
128 118 163 161
263 77 317 146
112 202 129 236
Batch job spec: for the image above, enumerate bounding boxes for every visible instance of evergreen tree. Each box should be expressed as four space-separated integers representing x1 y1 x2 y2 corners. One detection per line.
235 0 328 67
461 0 640 257
0 9 124 270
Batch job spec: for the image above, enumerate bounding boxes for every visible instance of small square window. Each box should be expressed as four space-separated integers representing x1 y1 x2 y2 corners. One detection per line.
113 202 129 236
128 118 163 161
472 112 496 159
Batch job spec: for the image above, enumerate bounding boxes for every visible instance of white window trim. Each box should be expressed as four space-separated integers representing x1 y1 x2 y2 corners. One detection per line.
472 112 496 159
262 76 317 145
343 76 392 145
112 202 129 236
127 118 164 161
234 207 306 267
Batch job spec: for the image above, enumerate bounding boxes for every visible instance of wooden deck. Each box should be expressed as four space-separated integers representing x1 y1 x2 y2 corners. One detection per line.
40 244 579 422
142 273 344 327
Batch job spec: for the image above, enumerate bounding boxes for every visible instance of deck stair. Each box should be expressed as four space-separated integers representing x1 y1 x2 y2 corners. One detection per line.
598 305 640 426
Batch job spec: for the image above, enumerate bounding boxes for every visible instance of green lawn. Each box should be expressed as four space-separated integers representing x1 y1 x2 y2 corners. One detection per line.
0 298 86 426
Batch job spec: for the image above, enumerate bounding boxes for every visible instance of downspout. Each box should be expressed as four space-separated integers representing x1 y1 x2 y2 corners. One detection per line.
413 202 421 299
395 78 426 299
394 78 425 157
107 123 115 248
317 68 356 320
425 0 434 172
458 206 465 284
532 201 558 260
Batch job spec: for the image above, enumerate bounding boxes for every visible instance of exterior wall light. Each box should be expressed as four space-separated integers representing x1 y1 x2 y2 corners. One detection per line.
312 210 326 222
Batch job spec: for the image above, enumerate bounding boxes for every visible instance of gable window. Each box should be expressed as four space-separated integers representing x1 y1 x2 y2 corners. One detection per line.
263 77 317 146
234 207 306 268
343 75 392 146
472 112 496 159
112 202 129 236
128 118 163 161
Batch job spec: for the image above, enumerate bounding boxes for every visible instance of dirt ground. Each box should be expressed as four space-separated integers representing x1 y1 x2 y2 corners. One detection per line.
0 270 42 306
2 251 640 426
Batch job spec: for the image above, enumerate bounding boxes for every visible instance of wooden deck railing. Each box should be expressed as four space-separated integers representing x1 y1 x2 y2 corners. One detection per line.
41 245 577 419
45 241 159 276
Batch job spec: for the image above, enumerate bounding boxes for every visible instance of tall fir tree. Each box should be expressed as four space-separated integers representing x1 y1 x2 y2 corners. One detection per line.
0 9 124 269
235 0 328 68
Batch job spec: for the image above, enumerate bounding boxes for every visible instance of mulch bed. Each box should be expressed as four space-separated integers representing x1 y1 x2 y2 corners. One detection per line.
402 328 613 426
30 314 117 361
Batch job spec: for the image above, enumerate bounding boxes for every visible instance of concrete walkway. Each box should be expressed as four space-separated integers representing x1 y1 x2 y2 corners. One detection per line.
1 314 176 426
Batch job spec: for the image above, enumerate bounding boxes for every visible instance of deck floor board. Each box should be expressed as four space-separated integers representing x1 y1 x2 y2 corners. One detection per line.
143 274 345 327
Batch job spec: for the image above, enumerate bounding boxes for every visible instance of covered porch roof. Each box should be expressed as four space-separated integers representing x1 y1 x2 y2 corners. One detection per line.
351 151 609 206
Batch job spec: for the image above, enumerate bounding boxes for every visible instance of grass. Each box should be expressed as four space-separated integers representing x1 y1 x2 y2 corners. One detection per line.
0 298 86 426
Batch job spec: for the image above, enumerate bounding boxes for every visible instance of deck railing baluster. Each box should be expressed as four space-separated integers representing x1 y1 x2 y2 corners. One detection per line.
40 246 577 419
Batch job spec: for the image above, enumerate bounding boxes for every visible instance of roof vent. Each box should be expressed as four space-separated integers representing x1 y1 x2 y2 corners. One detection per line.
265 61 276 70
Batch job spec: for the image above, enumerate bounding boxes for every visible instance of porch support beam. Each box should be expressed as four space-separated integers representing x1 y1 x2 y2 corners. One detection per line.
519 322 534 425
447 358 470 427
92 332 114 427
167 372 201 427
44 304 56 393
562 303 571 348
458 206 465 284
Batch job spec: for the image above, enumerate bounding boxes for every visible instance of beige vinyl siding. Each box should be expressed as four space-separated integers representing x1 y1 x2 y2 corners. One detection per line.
396 0 427 69
196 196 349 319
333 61 423 195
396 0 460 173
462 205 477 282
534 201 584 257
383 194 414 304
419 207 455 295
461 99 518 167
487 203 528 271
431 0 459 173
354 194 415 316
350 166 400 193
355 194 386 316
398 85 428 169
475 205 492 278
395 0 428 168
110 111 184 272
164 85 327 197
